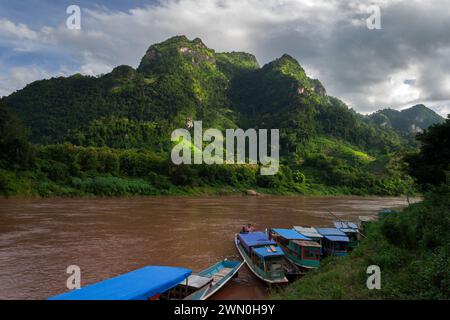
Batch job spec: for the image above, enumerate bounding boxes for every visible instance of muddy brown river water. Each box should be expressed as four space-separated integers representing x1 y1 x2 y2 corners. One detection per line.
0 195 411 300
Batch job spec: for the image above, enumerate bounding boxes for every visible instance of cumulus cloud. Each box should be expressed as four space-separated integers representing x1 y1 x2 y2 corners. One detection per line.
0 65 53 97
0 18 37 40
0 0 449 116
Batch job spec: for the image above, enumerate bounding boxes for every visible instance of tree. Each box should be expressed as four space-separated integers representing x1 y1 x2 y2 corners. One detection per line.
0 100 33 169
406 116 450 188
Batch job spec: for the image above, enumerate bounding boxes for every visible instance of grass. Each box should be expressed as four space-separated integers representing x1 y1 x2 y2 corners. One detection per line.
303 137 376 164
272 186 450 300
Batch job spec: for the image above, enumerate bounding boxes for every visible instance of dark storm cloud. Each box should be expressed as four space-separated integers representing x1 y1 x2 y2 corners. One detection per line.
0 0 449 115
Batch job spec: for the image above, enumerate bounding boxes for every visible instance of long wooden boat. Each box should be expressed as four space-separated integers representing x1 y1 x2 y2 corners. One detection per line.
234 233 288 284
49 266 193 300
316 228 350 257
268 228 321 269
333 221 359 250
49 260 242 301
294 226 325 256
164 259 243 300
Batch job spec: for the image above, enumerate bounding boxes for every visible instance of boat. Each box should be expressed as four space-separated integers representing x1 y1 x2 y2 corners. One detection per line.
234 232 288 284
333 221 359 249
162 259 243 300
268 228 321 269
293 226 324 254
49 266 192 300
49 260 242 301
316 228 350 257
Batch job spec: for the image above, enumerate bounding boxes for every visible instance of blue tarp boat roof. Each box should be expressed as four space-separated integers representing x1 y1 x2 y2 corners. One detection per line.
253 246 285 258
293 226 324 239
238 232 276 250
272 228 311 241
316 228 347 237
317 228 350 242
334 221 358 233
339 229 357 233
334 221 358 229
49 266 192 300
323 235 349 242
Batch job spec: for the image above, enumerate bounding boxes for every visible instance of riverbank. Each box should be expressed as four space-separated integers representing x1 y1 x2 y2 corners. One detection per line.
1 169 416 199
0 135 416 199
272 186 450 300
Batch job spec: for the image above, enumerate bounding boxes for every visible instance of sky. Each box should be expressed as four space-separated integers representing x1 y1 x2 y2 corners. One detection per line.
1 0 449 116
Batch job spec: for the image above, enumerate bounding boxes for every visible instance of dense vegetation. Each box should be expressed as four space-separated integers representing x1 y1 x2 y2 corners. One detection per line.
274 118 450 299
0 36 442 197
406 118 450 188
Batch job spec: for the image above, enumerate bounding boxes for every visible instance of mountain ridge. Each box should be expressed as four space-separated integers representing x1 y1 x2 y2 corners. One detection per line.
4 35 439 155
367 104 445 135
2 35 408 153
0 35 422 197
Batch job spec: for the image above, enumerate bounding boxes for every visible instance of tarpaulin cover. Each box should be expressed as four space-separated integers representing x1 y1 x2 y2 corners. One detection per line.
49 266 192 300
293 226 324 239
333 221 358 233
339 228 357 233
272 228 311 241
323 235 350 242
316 228 347 237
238 232 276 251
253 246 285 258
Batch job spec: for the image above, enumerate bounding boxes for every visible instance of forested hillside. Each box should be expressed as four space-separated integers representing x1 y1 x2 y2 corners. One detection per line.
0 36 427 197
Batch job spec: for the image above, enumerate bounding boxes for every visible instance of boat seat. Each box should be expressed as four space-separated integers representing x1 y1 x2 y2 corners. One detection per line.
181 274 213 289
215 268 233 277
212 275 223 284
211 268 234 284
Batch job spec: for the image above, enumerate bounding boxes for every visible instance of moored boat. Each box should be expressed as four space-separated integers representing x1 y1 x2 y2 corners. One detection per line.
293 226 324 246
49 260 242 301
268 228 321 269
316 228 350 257
234 232 288 284
294 226 324 254
333 221 359 250
49 266 192 300
165 259 243 300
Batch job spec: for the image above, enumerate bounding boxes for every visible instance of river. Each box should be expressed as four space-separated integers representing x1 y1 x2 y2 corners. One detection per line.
0 195 410 300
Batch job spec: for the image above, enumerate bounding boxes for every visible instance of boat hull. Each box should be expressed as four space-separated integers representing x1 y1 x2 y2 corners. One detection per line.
234 234 288 284
184 259 244 300
283 250 319 270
